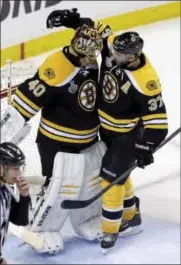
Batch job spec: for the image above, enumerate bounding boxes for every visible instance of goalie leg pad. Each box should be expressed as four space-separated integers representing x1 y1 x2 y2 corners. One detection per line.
70 140 107 240
30 151 86 232
13 151 87 253
31 232 64 254
10 224 64 253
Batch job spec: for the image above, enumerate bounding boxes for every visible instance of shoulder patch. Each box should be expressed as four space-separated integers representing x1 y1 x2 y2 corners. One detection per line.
38 51 77 87
125 55 162 97
146 80 158 91
44 68 55 79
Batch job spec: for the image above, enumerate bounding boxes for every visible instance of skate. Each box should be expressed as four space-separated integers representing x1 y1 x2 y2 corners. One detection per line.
101 232 118 254
119 196 143 237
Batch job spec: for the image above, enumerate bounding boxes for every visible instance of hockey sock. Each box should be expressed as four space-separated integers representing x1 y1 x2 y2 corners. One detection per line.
123 176 137 221
102 179 125 233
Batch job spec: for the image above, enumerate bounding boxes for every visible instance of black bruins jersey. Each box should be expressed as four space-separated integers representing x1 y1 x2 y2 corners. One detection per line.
98 34 168 145
12 48 100 150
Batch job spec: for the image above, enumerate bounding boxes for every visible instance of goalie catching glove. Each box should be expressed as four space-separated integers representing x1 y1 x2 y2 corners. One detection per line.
46 8 80 29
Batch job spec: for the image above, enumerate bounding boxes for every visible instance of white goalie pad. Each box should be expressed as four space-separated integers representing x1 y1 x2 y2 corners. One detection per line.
1 105 28 143
11 141 107 253
11 151 86 253
70 140 107 241
10 223 64 253
30 151 86 233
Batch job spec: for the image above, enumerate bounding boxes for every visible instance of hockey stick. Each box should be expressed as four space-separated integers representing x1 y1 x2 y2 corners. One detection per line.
61 127 181 209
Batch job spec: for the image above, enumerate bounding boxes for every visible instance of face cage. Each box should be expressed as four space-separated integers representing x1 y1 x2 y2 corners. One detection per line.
73 35 103 60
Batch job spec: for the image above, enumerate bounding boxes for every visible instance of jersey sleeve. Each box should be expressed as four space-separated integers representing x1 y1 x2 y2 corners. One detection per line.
9 195 30 226
12 51 73 122
126 58 168 146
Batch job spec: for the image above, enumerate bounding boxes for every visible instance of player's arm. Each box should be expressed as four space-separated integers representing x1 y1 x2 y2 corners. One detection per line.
126 66 168 167
10 195 31 226
46 8 112 40
127 70 168 146
46 8 112 59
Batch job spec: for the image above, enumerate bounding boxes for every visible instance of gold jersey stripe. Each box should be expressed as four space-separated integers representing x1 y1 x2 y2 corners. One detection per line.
12 101 33 119
142 113 167 121
98 109 139 124
16 89 40 111
144 124 168 129
42 117 99 135
39 127 97 144
101 122 135 133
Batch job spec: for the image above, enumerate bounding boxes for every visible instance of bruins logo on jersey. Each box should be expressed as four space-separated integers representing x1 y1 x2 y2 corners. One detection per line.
44 68 55 79
102 72 119 103
146 80 158 91
78 80 97 111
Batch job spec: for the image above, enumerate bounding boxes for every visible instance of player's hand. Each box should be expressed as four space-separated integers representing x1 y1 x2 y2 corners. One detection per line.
135 141 154 168
16 176 29 197
46 8 80 29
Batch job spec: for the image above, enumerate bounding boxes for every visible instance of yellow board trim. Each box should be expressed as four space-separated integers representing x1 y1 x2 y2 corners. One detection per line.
1 2 180 66
42 117 99 135
39 127 97 144
16 89 40 111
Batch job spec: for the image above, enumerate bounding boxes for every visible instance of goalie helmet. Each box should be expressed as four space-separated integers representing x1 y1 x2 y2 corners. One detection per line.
0 142 25 167
71 24 103 59
113 32 144 56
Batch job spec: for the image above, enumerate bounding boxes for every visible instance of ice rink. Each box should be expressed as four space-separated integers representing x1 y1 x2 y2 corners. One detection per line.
3 17 180 264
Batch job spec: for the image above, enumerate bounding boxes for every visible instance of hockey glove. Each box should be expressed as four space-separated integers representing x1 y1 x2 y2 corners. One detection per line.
135 141 154 168
46 8 80 29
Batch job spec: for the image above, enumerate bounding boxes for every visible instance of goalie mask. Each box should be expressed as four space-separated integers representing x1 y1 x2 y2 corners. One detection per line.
71 24 103 60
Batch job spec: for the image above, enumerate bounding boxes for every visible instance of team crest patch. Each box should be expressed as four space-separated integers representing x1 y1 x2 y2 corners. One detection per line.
146 80 158 91
44 68 55 79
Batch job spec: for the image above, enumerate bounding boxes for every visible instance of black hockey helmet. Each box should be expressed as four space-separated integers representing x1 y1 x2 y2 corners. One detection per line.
0 142 25 167
113 32 144 56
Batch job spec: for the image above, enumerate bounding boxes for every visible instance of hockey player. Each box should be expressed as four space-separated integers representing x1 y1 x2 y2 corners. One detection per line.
47 8 168 252
0 142 30 264
1 25 107 253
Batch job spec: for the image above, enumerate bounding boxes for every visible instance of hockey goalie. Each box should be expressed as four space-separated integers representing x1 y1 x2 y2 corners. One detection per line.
1 24 107 253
